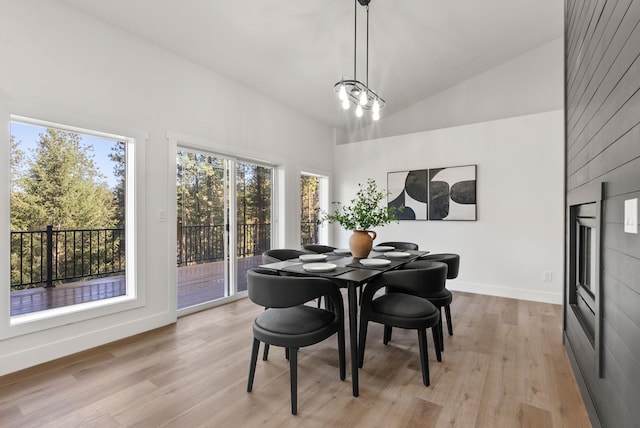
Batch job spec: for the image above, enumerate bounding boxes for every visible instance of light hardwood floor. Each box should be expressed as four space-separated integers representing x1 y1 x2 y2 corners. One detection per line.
0 292 591 427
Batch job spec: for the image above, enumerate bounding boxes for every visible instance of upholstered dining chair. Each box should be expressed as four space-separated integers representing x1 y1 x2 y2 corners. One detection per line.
415 253 460 338
303 244 336 254
262 249 307 264
246 268 346 415
377 241 419 250
397 260 452 352
358 267 442 386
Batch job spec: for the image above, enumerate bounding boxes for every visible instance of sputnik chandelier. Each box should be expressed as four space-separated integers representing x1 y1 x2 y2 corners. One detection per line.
334 0 385 120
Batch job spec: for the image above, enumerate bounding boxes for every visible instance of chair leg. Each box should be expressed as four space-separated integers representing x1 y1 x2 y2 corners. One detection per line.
289 347 298 415
358 318 369 368
338 324 346 381
437 308 445 352
444 304 453 335
247 338 260 392
417 329 430 386
285 348 289 360
431 326 442 362
383 325 393 345
262 343 270 361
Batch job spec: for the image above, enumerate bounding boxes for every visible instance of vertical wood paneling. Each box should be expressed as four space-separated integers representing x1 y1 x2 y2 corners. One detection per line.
565 0 640 426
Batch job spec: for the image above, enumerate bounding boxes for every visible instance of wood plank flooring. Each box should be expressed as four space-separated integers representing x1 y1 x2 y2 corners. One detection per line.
0 292 591 427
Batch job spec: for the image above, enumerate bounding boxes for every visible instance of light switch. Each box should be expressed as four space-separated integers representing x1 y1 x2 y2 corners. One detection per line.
157 208 167 223
624 198 638 234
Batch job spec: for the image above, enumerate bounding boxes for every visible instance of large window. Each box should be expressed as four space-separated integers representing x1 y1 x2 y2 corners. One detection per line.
300 173 328 246
176 148 272 311
9 117 133 318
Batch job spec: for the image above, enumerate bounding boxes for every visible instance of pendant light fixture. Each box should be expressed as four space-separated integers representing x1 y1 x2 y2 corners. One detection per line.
334 0 385 121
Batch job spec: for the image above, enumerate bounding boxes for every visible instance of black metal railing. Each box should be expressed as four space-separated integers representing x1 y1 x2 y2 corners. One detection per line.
300 219 319 246
11 222 272 289
11 226 126 290
177 222 270 266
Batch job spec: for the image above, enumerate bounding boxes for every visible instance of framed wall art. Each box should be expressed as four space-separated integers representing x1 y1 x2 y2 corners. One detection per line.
387 164 476 221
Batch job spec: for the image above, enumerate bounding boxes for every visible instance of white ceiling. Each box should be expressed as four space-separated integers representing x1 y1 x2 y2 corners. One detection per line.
58 0 563 130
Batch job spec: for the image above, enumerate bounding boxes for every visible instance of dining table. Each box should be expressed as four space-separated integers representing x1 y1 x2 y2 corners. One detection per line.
259 248 429 397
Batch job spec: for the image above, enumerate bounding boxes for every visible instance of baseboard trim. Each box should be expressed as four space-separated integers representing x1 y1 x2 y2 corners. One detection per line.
447 280 562 304
0 311 176 376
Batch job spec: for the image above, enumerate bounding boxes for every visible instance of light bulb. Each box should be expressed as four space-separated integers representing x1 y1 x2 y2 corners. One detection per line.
342 99 350 110
359 90 368 105
372 98 380 113
355 104 363 117
338 84 348 101
372 110 380 121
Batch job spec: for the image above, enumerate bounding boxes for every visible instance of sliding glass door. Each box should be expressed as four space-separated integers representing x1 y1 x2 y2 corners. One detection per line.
176 149 272 310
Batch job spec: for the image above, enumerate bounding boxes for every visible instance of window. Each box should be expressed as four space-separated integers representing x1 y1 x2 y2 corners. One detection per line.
9 117 135 320
300 173 328 246
176 148 273 311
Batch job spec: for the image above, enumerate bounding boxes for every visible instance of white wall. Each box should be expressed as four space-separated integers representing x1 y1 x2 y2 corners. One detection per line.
0 0 334 375
345 38 563 143
332 110 565 304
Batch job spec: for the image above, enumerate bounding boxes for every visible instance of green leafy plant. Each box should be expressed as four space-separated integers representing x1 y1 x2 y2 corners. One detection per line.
321 178 400 231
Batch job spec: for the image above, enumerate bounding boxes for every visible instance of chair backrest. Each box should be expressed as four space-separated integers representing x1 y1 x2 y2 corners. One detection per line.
388 261 448 297
262 249 307 264
303 244 336 254
247 268 344 314
420 253 459 279
361 262 447 303
378 241 419 250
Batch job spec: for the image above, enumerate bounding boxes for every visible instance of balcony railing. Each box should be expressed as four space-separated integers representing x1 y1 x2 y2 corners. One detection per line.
177 222 271 266
300 219 319 246
11 222 271 290
11 225 125 289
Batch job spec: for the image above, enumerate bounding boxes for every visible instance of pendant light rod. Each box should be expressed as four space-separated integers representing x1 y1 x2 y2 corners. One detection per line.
334 0 384 120
366 4 369 88
354 0 358 82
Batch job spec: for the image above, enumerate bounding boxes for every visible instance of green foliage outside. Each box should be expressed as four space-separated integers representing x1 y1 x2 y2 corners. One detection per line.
10 127 124 289
300 175 320 245
176 151 272 263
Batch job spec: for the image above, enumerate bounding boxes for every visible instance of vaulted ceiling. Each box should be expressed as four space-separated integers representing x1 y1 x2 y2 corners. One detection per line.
58 0 563 130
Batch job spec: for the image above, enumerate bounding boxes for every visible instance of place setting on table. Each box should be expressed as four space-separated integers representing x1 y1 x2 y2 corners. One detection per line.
276 252 355 277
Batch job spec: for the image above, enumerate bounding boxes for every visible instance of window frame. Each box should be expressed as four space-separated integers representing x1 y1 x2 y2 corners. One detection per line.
168 131 277 317
1 114 146 339
299 170 330 247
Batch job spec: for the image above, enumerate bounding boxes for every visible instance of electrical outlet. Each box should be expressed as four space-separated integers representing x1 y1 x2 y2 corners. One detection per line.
543 271 553 282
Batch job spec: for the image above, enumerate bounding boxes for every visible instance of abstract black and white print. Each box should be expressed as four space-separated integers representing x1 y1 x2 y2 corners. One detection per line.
387 170 428 220
428 165 477 221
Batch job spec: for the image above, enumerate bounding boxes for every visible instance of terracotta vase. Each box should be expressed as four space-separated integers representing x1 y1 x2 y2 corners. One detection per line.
349 230 377 259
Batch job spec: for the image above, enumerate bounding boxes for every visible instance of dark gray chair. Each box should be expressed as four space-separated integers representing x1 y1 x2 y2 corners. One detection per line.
397 260 452 352
303 244 336 254
246 268 346 415
262 249 307 264
358 267 442 386
377 241 419 250
415 253 460 338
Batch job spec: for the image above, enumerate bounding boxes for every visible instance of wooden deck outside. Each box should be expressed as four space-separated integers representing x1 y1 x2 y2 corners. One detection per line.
10 255 263 316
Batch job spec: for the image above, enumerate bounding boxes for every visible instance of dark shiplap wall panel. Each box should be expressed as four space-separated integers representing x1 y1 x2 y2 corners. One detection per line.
565 0 640 426
567 0 632 127
568 2 640 165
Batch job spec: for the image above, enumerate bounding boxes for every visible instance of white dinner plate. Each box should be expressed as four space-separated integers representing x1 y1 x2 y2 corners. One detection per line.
385 251 411 259
299 254 327 262
333 248 352 255
372 246 394 252
302 262 337 272
359 258 391 267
